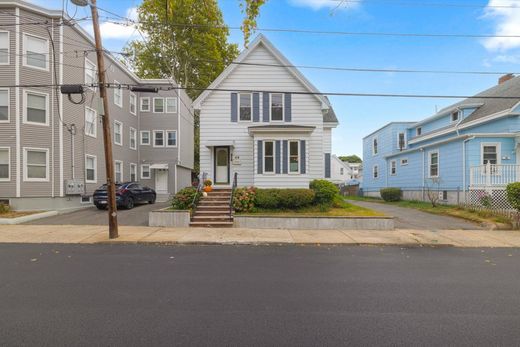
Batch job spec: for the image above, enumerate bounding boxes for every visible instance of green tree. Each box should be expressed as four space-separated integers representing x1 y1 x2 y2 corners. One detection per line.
240 0 267 46
339 155 362 163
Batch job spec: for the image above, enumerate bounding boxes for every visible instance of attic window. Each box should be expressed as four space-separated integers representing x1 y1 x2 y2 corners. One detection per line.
416 127 422 136
451 110 459 122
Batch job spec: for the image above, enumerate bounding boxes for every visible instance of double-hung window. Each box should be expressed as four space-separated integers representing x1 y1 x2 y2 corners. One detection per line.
24 34 48 70
129 127 137 150
429 151 439 178
24 148 48 181
166 130 177 147
263 141 275 173
25 91 47 125
130 163 137 182
130 93 137 115
113 81 122 108
141 164 151 179
154 130 164 147
85 155 97 183
0 31 9 64
153 98 164 113
270 93 284 121
85 107 96 137
85 58 96 86
0 89 8 122
114 161 123 183
289 140 299 173
0 148 9 180
390 160 397 175
165 97 177 113
140 97 150 112
114 120 122 146
482 144 499 175
140 130 150 145
239 93 252 121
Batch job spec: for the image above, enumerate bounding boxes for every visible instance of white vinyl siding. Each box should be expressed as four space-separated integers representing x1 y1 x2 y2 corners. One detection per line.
289 140 299 173
239 93 252 121
166 130 177 147
23 148 49 182
129 127 137 150
130 92 137 115
130 163 137 182
140 97 150 112
114 120 123 146
270 93 284 121
165 97 177 113
85 155 97 183
113 80 122 108
141 164 151 179
0 89 8 122
0 31 9 64
24 91 48 126
153 130 164 147
140 130 150 145
0 148 9 181
153 98 164 113
115 160 123 183
23 34 48 70
85 107 96 137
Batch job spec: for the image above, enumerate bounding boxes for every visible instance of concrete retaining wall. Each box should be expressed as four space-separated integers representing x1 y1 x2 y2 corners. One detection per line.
149 209 191 227
234 215 394 230
0 211 58 225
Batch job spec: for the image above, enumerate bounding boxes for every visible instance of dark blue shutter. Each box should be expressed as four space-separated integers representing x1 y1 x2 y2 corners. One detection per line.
282 140 288 174
253 92 260 122
231 93 238 122
275 141 281 174
300 140 306 174
284 93 291 122
324 153 331 178
257 140 263 174
262 92 270 122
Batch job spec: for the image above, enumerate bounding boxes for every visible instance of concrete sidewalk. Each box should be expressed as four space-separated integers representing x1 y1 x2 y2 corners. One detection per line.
1 225 520 247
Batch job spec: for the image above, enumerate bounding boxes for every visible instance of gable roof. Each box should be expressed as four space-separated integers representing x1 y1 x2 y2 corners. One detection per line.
193 34 337 123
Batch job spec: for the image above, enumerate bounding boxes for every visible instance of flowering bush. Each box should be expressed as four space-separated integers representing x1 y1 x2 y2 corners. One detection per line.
233 187 256 212
477 191 492 208
204 179 213 187
171 187 201 210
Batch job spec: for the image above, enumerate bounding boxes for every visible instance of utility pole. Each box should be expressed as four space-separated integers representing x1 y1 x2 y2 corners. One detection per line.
81 0 118 238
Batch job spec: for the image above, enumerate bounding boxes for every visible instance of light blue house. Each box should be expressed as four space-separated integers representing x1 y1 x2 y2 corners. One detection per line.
362 74 520 205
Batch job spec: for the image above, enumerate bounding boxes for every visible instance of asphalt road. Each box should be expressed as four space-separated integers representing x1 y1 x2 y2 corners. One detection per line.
349 200 483 230
1 244 519 346
25 201 170 226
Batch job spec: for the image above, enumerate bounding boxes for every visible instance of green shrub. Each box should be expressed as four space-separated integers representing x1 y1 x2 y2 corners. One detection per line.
255 189 281 209
171 187 201 210
0 203 10 214
506 182 520 211
309 179 339 205
380 188 402 202
278 189 315 209
233 187 256 213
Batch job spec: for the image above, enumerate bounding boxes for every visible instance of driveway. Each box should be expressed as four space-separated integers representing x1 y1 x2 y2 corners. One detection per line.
25 202 170 226
349 200 483 230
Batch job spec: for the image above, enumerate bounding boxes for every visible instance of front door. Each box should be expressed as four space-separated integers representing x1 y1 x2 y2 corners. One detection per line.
214 147 229 184
155 169 168 194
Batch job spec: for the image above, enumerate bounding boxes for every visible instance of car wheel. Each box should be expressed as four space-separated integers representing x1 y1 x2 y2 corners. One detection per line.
95 204 106 210
126 197 135 210
149 196 156 204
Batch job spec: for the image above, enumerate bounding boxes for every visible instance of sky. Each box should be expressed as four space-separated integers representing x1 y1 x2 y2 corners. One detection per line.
29 0 520 158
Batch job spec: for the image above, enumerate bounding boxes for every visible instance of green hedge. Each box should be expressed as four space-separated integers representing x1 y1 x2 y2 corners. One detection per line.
255 188 315 209
171 187 201 210
506 182 520 211
380 187 402 202
309 179 339 205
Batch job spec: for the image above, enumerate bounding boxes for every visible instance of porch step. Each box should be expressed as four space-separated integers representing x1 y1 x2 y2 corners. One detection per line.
189 221 234 228
195 210 232 216
191 215 232 222
196 205 230 211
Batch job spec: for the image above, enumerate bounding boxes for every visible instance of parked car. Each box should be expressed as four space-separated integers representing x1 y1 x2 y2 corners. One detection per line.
93 182 156 210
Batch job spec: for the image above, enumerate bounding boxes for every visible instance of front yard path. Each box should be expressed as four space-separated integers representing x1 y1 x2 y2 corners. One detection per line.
348 200 483 230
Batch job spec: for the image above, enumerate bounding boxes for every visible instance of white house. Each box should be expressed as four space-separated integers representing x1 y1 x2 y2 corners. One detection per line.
193 35 339 188
330 155 353 184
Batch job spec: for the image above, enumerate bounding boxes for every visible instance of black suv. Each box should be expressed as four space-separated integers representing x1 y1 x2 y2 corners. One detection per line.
93 182 156 210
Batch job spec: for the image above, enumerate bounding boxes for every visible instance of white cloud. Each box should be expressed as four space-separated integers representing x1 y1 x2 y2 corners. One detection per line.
493 54 520 64
83 7 139 41
482 0 520 52
289 0 361 11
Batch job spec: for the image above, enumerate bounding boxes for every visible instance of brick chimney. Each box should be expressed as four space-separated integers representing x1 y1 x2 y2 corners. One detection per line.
498 73 514 85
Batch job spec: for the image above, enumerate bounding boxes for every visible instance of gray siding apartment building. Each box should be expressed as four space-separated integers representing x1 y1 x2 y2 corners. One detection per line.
0 1 194 210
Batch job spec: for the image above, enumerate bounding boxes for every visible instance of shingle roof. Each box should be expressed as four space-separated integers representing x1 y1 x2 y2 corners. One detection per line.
323 96 339 123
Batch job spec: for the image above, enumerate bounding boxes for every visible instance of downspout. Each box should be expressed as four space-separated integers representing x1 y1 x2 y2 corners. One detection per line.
176 86 181 193
455 108 464 136
462 136 475 202
420 148 425 200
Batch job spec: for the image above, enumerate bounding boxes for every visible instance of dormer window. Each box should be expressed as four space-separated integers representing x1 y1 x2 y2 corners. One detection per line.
416 127 422 136
451 110 459 122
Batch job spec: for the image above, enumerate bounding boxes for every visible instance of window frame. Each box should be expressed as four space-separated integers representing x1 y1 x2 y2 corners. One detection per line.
23 147 49 182
114 160 123 183
141 164 151 179
84 106 97 138
140 97 150 112
113 120 123 146
153 97 164 113
23 90 49 126
390 160 397 176
428 150 439 178
113 80 123 108
400 158 408 166
85 154 97 183
288 140 300 174
0 88 9 123
153 130 165 147
165 97 178 114
397 132 406 150
373 165 379 179
22 33 49 71
140 130 150 145
481 142 501 174
269 93 284 122
451 110 460 123
263 140 276 174
130 163 137 182
84 57 97 88
166 130 177 148
0 30 10 65
238 92 252 122
372 136 378 156
0 147 10 181
129 127 137 150
129 92 137 115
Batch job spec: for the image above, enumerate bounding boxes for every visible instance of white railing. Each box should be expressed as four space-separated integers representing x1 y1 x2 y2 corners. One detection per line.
470 163 520 188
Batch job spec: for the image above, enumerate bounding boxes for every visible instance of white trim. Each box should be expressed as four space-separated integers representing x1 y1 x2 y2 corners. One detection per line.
59 21 64 197
263 140 276 174
84 106 97 138
114 160 123 183
85 154 97 183
153 97 164 113
480 142 501 165
113 80 123 108
15 7 20 197
140 164 151 179
23 147 49 182
22 33 49 71
165 130 177 147
0 147 10 181
511 101 520 114
153 130 165 147
0 88 10 123
140 130 150 145
129 163 137 182
22 89 49 126
372 136 378 156
238 92 253 122
428 150 439 178
390 160 397 176
269 93 284 122
113 120 123 146
450 110 460 123
0 30 10 65
288 140 300 174
140 97 150 112
84 57 96 88
165 97 177 114
129 127 137 150
129 92 137 115
400 158 408 166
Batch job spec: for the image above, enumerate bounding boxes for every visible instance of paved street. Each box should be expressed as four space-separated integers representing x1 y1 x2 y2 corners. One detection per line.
1 244 519 346
25 202 170 226
349 200 483 230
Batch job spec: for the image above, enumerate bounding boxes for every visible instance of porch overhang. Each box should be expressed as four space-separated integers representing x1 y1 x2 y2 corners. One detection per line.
150 163 169 170
248 125 315 136
204 140 236 148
